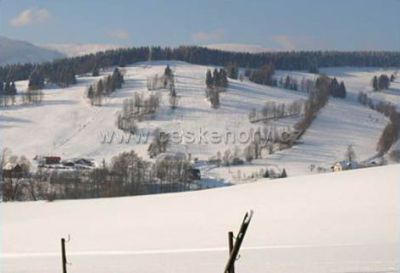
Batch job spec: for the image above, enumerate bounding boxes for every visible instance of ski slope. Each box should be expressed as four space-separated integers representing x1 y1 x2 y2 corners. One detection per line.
1 165 399 273
0 62 397 181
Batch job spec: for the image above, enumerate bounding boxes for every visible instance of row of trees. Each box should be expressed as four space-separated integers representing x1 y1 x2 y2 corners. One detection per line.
247 64 275 85
0 81 44 107
3 47 400 83
358 92 397 116
1 150 197 201
357 91 399 154
0 81 17 95
276 75 346 98
87 68 124 106
117 93 161 133
249 100 304 123
225 63 239 79
0 81 17 107
28 69 45 90
205 68 228 89
377 113 399 155
294 75 332 132
372 74 393 91
205 68 228 109
329 78 347 98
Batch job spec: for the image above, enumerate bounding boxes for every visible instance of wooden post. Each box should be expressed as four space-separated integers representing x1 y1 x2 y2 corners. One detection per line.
61 238 67 273
224 210 253 273
228 231 235 273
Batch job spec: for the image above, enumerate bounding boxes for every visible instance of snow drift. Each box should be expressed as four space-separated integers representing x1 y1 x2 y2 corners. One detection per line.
1 164 399 273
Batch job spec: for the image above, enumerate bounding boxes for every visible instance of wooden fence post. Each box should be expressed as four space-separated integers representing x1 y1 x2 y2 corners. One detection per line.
61 238 67 273
228 231 235 273
224 210 253 273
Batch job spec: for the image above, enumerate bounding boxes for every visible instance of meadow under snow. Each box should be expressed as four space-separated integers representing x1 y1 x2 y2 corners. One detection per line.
0 165 399 273
1 61 400 273
1 61 399 182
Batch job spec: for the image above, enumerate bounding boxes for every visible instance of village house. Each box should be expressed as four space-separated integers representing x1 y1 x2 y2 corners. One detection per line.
2 162 23 179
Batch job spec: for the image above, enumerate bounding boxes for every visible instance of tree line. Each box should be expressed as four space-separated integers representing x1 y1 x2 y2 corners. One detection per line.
279 75 346 98
247 64 275 85
249 100 304 123
0 149 197 201
294 75 332 133
3 46 400 84
358 91 400 154
372 73 396 91
0 80 17 106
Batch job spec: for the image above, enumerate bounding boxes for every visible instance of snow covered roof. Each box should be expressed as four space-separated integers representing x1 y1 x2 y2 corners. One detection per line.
2 162 19 170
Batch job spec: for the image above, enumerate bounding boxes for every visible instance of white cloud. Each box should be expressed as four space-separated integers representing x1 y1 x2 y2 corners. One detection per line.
106 29 130 40
9 8 50 27
192 29 225 42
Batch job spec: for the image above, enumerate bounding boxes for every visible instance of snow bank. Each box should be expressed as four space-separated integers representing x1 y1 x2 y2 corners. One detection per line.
1 164 399 273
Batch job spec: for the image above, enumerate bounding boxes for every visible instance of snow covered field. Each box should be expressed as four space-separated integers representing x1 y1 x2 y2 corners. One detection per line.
1 165 399 273
1 62 399 181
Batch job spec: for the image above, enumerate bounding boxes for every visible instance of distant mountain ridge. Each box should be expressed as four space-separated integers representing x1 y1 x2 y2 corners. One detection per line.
204 43 271 53
0 35 65 66
43 43 124 57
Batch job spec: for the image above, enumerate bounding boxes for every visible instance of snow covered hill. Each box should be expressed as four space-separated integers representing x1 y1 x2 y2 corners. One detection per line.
205 43 270 53
0 35 64 65
1 61 398 182
43 43 124 57
1 165 399 273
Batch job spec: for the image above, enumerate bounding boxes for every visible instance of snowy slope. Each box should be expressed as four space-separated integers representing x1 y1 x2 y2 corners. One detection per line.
1 62 394 181
1 61 306 165
1 165 399 273
0 35 64 65
321 67 400 110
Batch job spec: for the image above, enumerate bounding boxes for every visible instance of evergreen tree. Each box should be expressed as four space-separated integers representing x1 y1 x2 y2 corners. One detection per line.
330 78 340 97
280 168 287 178
28 69 45 91
87 85 95 105
220 69 228 87
225 63 238 79
118 54 127 67
111 68 124 89
338 81 347 98
0 81 3 95
205 69 213 88
97 79 104 95
92 66 99 77
372 76 379 91
212 68 220 87
164 65 172 78
4 81 10 94
9 82 17 95
378 74 390 90
308 64 319 74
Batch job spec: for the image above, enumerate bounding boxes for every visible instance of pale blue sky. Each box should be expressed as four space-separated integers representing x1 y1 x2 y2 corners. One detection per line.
0 0 399 50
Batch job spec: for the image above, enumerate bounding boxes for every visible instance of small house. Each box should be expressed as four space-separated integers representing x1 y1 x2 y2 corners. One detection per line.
44 156 61 165
2 163 23 179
